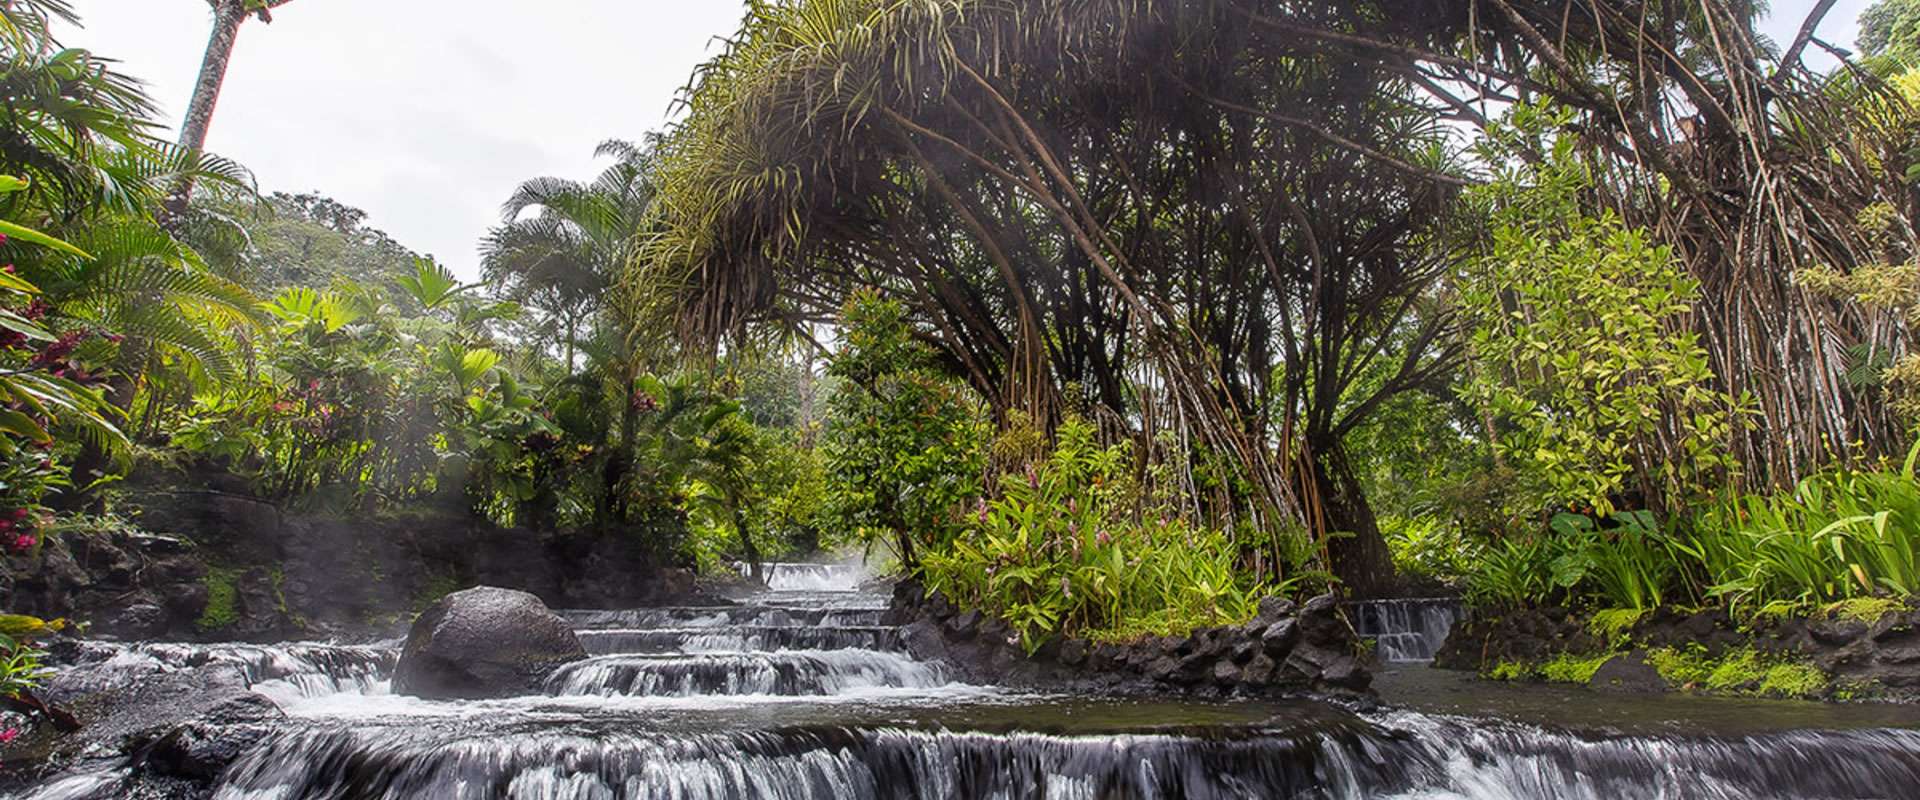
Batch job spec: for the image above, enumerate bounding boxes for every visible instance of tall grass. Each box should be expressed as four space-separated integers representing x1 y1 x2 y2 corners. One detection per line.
1465 444 1920 620
1685 445 1920 617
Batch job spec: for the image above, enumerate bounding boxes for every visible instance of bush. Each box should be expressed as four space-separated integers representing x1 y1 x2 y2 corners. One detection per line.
922 418 1264 650
1459 104 1740 519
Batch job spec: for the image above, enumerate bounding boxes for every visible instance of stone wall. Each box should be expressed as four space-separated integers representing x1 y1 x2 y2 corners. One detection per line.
1434 604 1920 701
887 581 1372 699
1 468 708 642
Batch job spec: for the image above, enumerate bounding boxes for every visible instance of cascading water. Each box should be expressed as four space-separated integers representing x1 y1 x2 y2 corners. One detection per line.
743 561 869 592
23 578 1920 798
1351 598 1462 663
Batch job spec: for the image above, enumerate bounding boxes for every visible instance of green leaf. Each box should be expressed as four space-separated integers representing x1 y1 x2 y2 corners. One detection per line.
0 220 92 259
0 409 49 443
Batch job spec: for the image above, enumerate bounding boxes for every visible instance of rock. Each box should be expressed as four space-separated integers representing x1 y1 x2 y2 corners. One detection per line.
132 694 282 781
946 610 983 641
1589 651 1671 694
1253 597 1298 628
98 603 169 640
1146 655 1182 682
1240 653 1278 686
1260 619 1299 656
1318 655 1368 691
1229 638 1258 664
899 620 951 664
1809 618 1868 647
392 586 586 699
1211 660 1242 686
1878 644 1920 666
1057 638 1089 666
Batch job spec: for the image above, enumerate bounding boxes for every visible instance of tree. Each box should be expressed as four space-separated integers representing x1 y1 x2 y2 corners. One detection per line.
168 0 298 216
1862 0 1920 63
481 140 653 373
821 292 988 569
642 0 1467 593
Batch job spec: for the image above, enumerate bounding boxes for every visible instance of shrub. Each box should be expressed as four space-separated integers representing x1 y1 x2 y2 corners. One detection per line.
1459 104 1740 519
922 418 1264 650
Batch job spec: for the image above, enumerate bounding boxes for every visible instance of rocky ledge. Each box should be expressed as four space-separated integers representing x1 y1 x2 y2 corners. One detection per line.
1435 604 1920 701
886 581 1371 699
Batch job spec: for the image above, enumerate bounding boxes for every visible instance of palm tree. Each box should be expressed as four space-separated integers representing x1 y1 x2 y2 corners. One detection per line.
2 0 262 503
166 0 298 216
480 140 654 374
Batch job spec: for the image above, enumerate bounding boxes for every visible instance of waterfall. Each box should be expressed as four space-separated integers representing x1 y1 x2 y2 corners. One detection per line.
577 626 902 655
25 577 1920 799
742 562 869 592
203 715 1920 800
1351 598 1462 663
545 650 952 697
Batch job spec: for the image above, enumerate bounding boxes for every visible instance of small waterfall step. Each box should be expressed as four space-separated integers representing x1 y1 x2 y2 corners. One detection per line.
560 605 887 630
201 713 1920 800
50 640 395 700
745 561 870 592
578 625 903 655
1350 597 1462 663
545 650 951 697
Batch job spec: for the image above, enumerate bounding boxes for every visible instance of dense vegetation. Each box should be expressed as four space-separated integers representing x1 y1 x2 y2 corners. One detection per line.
5 0 1920 694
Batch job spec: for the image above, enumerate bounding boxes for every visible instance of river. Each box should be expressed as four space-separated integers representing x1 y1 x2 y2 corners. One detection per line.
20 564 1920 798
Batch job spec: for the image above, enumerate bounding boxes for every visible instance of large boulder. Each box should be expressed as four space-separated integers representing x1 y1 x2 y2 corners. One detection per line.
392 586 586 699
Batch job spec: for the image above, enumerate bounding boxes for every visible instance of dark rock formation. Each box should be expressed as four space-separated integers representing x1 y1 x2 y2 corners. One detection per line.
1435 603 1920 701
4 461 718 643
888 580 1371 699
392 586 587 699
1589 651 1671 694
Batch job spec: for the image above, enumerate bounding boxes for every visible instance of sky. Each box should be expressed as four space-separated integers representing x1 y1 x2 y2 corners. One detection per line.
61 1 1869 281
60 1 750 279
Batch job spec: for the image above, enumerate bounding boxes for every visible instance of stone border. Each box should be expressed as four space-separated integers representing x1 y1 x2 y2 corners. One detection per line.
885 581 1372 699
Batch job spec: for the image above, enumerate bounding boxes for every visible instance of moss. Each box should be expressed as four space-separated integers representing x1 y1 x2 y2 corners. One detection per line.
1759 662 1828 698
196 568 240 632
1648 645 1826 699
1486 660 1532 681
1586 607 1647 646
1825 597 1903 624
1647 645 1715 687
1538 653 1611 684
1704 649 1769 692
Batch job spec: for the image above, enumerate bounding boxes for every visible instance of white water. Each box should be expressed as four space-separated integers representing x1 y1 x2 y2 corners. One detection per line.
24 581 1920 798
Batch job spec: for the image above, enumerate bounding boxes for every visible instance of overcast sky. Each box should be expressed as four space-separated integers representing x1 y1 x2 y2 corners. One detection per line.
62 1 1867 280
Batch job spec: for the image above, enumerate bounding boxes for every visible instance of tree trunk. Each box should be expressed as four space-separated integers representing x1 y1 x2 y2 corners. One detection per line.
166 1 248 219
1306 443 1395 598
733 505 763 584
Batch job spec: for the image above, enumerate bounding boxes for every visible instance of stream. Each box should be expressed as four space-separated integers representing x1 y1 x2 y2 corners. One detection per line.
20 564 1920 799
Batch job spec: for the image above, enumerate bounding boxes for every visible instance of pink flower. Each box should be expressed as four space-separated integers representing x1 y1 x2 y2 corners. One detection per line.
0 728 17 744
10 533 35 552
1096 529 1112 546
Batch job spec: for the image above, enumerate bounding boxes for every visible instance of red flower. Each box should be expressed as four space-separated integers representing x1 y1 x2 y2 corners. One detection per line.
9 533 34 552
0 728 18 744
